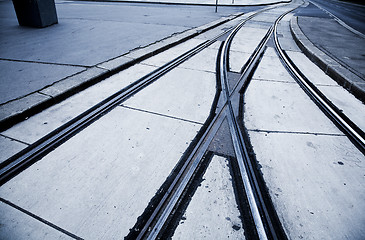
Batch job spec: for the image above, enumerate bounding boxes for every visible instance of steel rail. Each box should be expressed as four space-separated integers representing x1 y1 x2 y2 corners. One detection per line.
0 5 284 185
0 17 250 185
135 6 289 240
139 109 227 240
274 11 365 153
219 18 269 240
220 5 304 240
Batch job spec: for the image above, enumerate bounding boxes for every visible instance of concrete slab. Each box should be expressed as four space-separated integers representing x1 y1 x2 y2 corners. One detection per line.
280 12 294 27
0 135 27 164
247 131 365 240
0 106 202 239
172 155 245 239
2 64 157 144
244 20 273 29
178 45 220 73
230 27 269 54
0 201 74 240
277 36 301 52
317 85 365 131
0 60 85 104
244 79 342 135
250 12 281 23
206 40 223 50
286 51 339 86
228 25 272 73
252 47 294 82
141 38 206 67
284 49 365 131
229 50 251 73
124 67 216 124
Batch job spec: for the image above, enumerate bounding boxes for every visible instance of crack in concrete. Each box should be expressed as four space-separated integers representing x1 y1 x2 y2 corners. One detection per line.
251 78 297 84
247 128 345 136
37 92 54 99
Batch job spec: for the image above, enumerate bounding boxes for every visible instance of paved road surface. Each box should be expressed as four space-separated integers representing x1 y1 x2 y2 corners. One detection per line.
0 0 261 105
311 0 365 34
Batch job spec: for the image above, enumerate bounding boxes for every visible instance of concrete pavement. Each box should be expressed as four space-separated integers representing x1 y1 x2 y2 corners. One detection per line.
1 0 364 238
1 0 363 130
0 0 266 129
0 1 250 127
0 25 224 238
243 11 365 238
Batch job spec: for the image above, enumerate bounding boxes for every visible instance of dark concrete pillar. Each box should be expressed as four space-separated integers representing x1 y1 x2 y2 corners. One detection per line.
12 0 58 28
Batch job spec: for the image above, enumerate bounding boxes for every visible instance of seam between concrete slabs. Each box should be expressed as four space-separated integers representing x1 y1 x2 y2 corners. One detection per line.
0 198 83 240
0 58 90 68
176 66 216 74
0 134 31 146
120 105 204 125
139 62 217 74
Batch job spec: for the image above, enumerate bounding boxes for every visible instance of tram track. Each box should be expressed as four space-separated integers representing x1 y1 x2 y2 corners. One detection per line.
236 3 365 239
133 2 365 239
134 6 301 240
273 9 365 154
0 4 293 237
0 4 279 186
134 2 365 239
0 28 224 184
2 1 363 239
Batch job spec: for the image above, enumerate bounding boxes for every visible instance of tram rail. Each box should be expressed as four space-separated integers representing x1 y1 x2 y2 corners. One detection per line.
273 10 365 154
1 1 363 239
135 6 301 240
0 27 226 185
0 4 276 186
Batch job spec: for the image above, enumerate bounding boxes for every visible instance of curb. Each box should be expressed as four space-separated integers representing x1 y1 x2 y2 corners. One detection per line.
0 12 244 131
290 16 365 103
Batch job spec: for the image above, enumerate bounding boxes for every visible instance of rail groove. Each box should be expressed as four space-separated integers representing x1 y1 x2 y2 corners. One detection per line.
136 6 299 240
0 16 245 185
274 10 365 154
0 4 283 185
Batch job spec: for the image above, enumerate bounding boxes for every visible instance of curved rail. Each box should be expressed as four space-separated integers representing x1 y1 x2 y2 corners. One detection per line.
219 18 270 240
134 7 286 240
138 6 302 240
218 7 301 240
274 11 365 154
0 18 242 185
